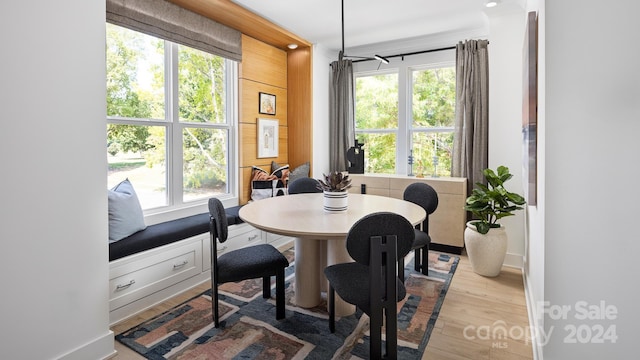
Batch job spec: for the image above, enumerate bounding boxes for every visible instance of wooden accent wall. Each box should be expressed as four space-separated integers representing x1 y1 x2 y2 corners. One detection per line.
287 47 313 174
239 35 288 204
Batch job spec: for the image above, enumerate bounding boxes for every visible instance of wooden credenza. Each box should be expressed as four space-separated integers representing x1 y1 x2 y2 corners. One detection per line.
348 174 467 253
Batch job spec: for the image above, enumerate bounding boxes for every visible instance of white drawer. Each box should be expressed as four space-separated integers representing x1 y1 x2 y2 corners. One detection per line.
265 232 295 249
265 231 282 244
203 223 264 271
109 238 202 311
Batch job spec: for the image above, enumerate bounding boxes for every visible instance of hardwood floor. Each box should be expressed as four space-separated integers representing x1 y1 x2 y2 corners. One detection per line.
423 254 533 359
111 252 533 360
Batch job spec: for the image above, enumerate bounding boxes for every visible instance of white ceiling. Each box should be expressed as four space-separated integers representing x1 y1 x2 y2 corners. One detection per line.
232 0 524 53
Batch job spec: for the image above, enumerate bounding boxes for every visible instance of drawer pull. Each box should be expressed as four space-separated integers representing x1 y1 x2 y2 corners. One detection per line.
173 260 188 269
116 280 135 291
247 234 259 242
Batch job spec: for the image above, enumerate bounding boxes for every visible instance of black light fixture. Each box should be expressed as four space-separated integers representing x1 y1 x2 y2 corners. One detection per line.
338 0 388 65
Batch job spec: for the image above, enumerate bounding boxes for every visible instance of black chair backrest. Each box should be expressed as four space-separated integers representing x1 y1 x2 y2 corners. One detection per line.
208 198 228 243
403 182 438 231
288 177 322 194
346 212 414 265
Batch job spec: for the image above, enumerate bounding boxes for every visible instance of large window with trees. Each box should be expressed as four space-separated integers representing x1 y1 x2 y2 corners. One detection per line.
355 55 455 177
106 23 237 211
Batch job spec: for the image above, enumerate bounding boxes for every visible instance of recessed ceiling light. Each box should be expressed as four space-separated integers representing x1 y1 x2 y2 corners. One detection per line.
486 0 499 7
287 43 298 50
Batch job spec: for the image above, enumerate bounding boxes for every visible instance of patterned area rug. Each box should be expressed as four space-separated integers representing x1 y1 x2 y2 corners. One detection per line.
116 250 458 359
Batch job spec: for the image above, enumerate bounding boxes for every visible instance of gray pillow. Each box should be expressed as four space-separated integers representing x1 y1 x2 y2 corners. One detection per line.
288 162 310 184
108 179 147 242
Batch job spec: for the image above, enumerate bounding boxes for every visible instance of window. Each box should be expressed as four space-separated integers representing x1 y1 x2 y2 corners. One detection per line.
106 24 237 211
354 54 455 177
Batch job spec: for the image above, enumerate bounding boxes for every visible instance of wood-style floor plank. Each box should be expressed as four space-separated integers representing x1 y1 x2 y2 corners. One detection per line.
111 252 533 360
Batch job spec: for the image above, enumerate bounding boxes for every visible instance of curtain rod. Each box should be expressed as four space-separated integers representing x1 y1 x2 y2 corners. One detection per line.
352 45 456 63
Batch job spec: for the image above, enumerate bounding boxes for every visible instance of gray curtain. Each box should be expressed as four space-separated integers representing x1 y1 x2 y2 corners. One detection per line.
329 55 355 172
452 40 489 196
106 0 242 61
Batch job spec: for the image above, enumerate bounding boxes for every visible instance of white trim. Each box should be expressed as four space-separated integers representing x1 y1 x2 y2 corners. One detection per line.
107 28 239 224
57 331 115 360
353 53 456 176
503 252 524 268
523 270 544 360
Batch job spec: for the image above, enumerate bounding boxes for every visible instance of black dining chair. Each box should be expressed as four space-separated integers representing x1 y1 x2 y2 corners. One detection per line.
208 198 289 327
324 212 415 360
287 177 322 194
399 182 439 281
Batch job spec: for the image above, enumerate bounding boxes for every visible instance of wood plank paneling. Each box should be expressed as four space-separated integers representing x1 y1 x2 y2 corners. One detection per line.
240 80 287 126
240 36 287 88
287 47 313 174
238 35 290 204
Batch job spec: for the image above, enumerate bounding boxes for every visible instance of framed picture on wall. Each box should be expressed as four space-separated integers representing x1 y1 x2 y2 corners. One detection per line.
259 92 276 115
257 118 278 158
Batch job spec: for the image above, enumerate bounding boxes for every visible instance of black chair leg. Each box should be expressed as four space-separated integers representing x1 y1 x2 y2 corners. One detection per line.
262 276 270 298
398 257 405 282
328 286 336 333
421 245 429 276
276 268 285 320
370 307 383 360
213 284 220 328
384 306 398 359
414 248 422 272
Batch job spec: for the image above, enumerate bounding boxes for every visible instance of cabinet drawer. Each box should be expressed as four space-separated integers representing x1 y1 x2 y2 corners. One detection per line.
266 232 295 249
109 239 201 311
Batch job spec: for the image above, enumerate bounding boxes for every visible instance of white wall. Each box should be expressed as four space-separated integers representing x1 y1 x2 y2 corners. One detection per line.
535 0 640 358
312 44 333 176
0 1 113 359
487 9 527 266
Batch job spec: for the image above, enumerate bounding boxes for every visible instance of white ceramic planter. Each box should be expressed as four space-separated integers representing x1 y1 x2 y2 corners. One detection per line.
323 190 348 213
464 221 508 277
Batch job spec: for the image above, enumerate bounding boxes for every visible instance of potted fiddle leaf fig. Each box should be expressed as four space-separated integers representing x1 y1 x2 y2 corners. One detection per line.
317 171 352 213
463 166 526 276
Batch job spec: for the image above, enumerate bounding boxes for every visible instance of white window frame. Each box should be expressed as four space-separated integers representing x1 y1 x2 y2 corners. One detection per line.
354 50 455 175
107 34 239 224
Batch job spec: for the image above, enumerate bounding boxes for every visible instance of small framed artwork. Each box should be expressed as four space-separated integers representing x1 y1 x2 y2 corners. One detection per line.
257 118 278 158
259 92 276 115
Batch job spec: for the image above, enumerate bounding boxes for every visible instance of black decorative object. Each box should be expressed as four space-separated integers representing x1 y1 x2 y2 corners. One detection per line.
346 139 365 174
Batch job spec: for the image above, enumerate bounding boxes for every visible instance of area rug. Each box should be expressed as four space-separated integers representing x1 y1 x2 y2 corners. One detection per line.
116 250 458 359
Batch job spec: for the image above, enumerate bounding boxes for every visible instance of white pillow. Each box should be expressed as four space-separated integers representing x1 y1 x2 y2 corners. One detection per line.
108 179 147 242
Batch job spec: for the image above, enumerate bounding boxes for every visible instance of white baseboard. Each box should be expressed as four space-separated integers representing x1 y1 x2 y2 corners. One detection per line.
58 331 115 360
502 253 544 358
503 252 523 268
523 270 544 360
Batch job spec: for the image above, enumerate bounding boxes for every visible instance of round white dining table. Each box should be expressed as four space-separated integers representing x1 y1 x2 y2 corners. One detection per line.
238 193 426 316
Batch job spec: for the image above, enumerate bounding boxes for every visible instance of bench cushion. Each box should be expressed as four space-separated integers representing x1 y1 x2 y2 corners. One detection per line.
109 206 244 262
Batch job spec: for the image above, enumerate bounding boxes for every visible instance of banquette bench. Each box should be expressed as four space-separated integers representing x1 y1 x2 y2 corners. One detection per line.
108 205 293 325
109 206 243 262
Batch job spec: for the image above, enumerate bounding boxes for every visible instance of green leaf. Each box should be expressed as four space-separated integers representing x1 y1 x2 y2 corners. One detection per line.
475 221 491 234
465 165 525 228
